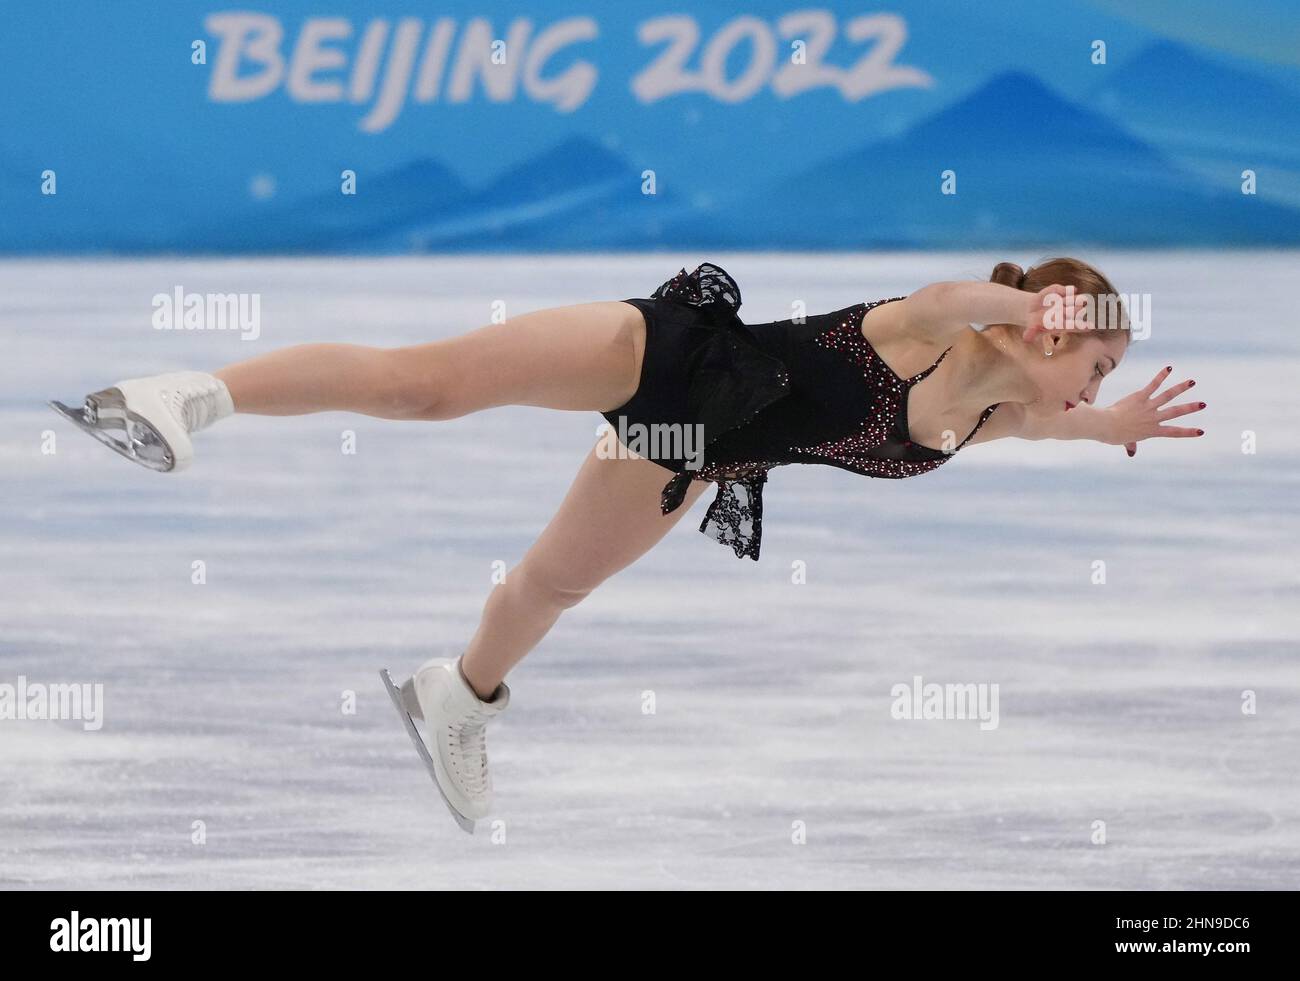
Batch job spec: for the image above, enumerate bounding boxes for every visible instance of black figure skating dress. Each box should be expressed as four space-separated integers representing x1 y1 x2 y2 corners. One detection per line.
603 263 1001 560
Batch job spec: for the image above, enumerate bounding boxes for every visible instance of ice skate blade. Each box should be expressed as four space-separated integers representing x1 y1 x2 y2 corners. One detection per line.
48 398 175 472
379 668 476 835
399 676 423 720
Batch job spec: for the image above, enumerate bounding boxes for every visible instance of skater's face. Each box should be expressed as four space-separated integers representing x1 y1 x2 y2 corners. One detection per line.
1031 330 1128 413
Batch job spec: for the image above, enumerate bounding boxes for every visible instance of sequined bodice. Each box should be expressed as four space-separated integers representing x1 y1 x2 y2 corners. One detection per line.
638 264 999 562
696 299 1000 484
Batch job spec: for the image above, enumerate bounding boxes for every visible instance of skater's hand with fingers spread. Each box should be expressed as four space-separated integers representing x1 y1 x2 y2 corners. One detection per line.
1021 284 1092 343
1100 365 1205 457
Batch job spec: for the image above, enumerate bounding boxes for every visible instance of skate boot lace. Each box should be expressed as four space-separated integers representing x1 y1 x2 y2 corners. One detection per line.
447 707 493 798
163 380 225 434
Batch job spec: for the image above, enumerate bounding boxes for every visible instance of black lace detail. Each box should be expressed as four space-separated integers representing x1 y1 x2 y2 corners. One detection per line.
650 262 742 316
659 471 693 515
698 466 771 560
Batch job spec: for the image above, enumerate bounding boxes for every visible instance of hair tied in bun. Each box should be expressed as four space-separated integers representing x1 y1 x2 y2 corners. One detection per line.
990 261 1026 289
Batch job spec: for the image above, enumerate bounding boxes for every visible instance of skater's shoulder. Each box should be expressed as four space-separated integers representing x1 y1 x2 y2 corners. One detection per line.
859 294 950 377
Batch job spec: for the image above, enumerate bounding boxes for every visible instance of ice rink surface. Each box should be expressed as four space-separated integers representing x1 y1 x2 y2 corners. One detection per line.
1 252 1297 889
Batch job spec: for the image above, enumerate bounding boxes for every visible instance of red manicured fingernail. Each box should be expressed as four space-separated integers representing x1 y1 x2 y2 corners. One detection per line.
1165 365 1172 371
1197 429 1204 436
1199 402 1206 409
1127 448 1135 456
1188 379 1195 387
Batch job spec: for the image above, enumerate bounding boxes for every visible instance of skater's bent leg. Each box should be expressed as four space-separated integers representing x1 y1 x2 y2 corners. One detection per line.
459 445 708 699
214 301 647 419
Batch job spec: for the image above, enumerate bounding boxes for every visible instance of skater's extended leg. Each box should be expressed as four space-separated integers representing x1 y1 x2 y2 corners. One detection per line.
53 301 648 473
214 301 647 418
458 444 709 699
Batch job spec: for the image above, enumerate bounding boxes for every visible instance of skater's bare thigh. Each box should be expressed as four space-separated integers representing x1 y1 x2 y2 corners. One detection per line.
518 444 709 602
392 301 646 419
459 442 708 693
458 440 712 694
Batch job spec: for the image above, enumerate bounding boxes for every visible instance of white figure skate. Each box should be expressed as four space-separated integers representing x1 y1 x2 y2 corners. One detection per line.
48 370 233 472
380 657 510 834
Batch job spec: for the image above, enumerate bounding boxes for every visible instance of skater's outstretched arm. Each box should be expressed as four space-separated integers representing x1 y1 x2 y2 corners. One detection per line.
969 365 1204 454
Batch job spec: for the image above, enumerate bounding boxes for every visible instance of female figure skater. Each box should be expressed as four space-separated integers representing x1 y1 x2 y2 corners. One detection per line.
51 259 1204 832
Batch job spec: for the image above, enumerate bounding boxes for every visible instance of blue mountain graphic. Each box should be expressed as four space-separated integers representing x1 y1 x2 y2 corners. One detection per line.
1092 41 1300 160
1090 40 1300 208
183 159 470 254
179 135 690 253
372 135 691 251
663 71 1300 247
